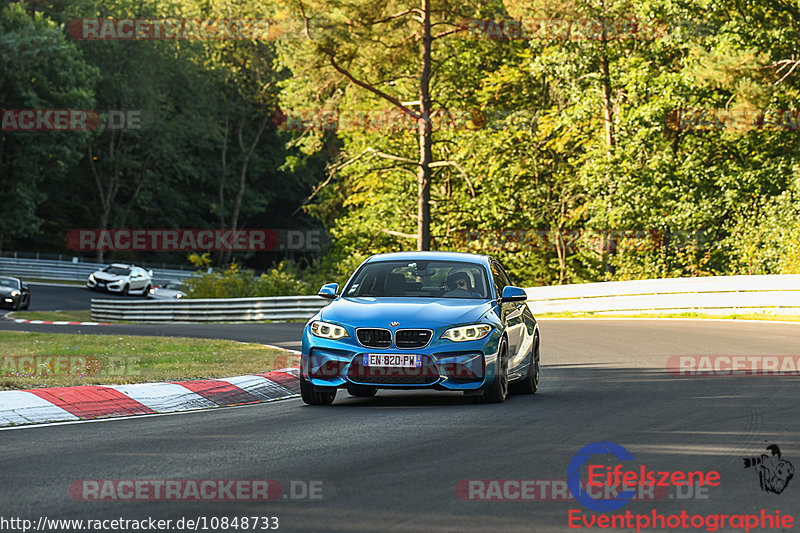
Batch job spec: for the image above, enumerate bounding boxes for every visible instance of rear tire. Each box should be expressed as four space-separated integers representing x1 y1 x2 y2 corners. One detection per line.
300 376 337 405
511 333 539 395
347 385 378 397
481 339 509 403
22 298 29 310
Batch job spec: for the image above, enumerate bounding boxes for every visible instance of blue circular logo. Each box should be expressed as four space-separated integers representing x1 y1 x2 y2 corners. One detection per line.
567 441 637 512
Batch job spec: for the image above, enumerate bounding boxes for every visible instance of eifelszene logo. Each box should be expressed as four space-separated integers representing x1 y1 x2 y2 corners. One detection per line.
743 444 794 494
567 441 721 512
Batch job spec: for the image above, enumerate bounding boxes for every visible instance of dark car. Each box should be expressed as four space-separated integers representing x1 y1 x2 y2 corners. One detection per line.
0 276 30 310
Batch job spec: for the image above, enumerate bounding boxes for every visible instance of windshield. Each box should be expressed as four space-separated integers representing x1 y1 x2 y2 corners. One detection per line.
163 282 184 290
0 278 20 289
102 266 131 276
344 260 489 299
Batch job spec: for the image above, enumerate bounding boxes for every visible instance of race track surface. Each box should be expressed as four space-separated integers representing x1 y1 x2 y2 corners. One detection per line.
23 283 148 311
2 319 799 532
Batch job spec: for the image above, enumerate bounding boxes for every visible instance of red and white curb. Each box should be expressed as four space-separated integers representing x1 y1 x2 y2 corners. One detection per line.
0 367 300 427
2 311 110 326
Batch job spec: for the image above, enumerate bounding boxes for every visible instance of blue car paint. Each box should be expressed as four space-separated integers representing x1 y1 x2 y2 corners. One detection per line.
301 251 538 392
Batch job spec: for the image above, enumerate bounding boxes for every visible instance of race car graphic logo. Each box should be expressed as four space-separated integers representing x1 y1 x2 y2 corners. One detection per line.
743 444 794 494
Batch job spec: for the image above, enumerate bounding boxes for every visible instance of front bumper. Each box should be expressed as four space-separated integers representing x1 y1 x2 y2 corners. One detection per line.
301 325 502 391
87 279 125 292
0 296 20 308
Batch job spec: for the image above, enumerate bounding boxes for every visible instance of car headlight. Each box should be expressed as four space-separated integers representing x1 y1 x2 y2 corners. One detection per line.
310 320 350 340
176 293 183 298
441 324 492 342
10 290 20 297
89 274 95 281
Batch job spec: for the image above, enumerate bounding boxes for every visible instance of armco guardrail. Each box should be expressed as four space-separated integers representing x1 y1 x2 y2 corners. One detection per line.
91 295 329 322
0 257 195 285
90 274 800 323
524 274 800 315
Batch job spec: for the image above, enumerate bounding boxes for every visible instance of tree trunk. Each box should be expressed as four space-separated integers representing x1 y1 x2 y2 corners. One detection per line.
599 4 615 274
417 0 433 251
599 6 614 149
88 136 120 264
222 114 270 265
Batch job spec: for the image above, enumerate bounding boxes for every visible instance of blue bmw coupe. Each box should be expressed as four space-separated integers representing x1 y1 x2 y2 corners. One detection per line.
300 251 540 404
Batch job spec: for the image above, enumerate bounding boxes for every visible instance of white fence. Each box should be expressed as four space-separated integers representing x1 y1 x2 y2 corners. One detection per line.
91 296 329 323
87 275 800 323
524 274 800 315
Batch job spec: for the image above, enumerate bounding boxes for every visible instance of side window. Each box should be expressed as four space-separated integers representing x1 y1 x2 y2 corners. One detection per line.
496 262 513 288
490 262 505 298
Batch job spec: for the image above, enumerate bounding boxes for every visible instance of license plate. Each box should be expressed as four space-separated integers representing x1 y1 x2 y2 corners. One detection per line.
363 354 422 368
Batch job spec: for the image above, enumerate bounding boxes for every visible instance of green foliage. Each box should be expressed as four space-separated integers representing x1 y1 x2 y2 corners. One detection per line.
4 0 800 290
184 259 337 298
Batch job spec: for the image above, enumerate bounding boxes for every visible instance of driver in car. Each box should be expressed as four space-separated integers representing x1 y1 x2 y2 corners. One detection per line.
444 271 480 298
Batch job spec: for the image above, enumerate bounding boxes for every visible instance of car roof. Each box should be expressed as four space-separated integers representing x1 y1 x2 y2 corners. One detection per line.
109 263 133 268
364 251 489 265
0 276 20 281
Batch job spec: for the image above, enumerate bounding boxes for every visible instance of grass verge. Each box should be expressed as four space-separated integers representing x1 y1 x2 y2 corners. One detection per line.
536 311 800 322
9 310 94 322
0 331 296 390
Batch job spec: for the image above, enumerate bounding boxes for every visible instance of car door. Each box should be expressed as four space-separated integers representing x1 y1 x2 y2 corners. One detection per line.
491 261 526 374
130 268 145 290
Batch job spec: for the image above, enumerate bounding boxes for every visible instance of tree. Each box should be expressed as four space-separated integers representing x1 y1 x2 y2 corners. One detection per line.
0 1 96 252
278 0 480 250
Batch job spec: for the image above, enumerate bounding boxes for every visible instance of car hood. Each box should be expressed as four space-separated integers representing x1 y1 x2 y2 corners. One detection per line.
0 286 18 296
320 297 494 328
152 290 184 298
93 272 124 281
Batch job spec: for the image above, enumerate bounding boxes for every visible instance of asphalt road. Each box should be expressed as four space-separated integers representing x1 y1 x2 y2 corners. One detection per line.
24 282 148 311
2 319 799 532
1 283 303 349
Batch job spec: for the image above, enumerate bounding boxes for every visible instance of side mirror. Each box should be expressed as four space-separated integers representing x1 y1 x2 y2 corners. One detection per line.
500 286 527 303
148 270 154 277
21 283 29 291
318 283 339 300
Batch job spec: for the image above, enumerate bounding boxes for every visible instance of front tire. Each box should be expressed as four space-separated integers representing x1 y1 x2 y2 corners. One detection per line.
122 284 130 296
511 333 539 395
300 376 337 405
481 339 509 403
